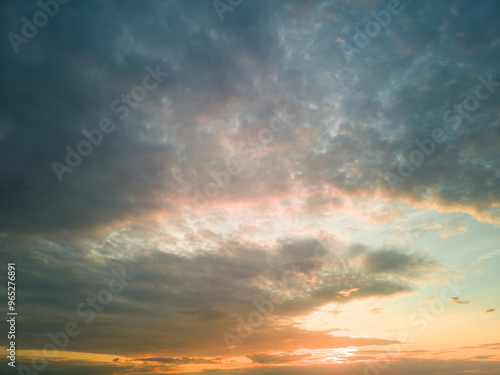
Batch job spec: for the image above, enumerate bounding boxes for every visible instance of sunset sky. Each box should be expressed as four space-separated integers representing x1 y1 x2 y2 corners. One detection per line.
0 0 499 374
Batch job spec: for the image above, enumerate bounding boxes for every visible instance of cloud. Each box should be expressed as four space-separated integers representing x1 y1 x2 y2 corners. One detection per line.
486 308 496 313
0 0 498 373
362 247 439 279
449 297 470 305
459 343 500 350
134 357 217 364
474 355 495 359
0 0 499 241
247 352 311 364
419 219 468 238
338 288 359 297
0 235 426 357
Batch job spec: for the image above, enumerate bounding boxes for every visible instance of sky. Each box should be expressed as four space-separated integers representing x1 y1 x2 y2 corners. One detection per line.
0 0 499 374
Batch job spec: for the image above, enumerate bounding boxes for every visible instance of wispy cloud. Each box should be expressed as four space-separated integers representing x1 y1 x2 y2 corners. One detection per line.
449 297 470 305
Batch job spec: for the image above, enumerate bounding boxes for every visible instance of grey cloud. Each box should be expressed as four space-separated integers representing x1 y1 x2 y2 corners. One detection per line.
0 234 432 357
0 0 499 240
449 296 470 305
246 352 311 364
134 357 216 364
363 248 439 278
0 1 498 373
191 359 500 375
